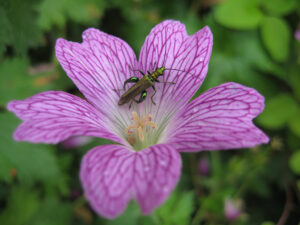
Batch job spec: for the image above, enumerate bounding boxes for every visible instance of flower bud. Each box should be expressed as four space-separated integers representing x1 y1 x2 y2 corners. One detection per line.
224 198 242 221
63 136 92 149
198 157 210 176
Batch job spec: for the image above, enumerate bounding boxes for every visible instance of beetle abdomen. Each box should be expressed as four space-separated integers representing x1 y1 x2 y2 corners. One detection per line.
118 79 152 105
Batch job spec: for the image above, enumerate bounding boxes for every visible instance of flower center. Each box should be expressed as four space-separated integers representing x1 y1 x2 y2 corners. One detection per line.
125 111 157 151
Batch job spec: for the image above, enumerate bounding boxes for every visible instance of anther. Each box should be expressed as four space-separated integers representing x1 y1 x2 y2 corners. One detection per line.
125 111 157 144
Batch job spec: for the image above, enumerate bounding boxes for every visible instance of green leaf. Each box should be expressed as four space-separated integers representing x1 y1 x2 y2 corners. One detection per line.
66 0 104 24
232 31 285 80
0 0 42 56
105 201 140 225
0 58 33 106
214 0 263 29
121 16 153 54
257 94 298 129
202 50 279 100
181 12 202 35
0 112 61 185
0 151 15 183
287 130 300 151
0 187 39 225
289 150 300 175
261 222 275 225
261 0 297 16
199 189 228 214
289 65 300 101
200 17 281 98
37 0 104 31
288 109 300 138
0 58 73 106
0 7 12 57
29 197 72 225
36 0 66 30
248 175 271 198
156 191 195 225
260 16 291 62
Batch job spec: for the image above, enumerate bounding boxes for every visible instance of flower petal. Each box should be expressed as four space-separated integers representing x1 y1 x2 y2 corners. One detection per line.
138 20 213 122
168 82 269 151
55 28 138 113
80 144 181 218
133 144 181 214
7 91 121 144
80 145 133 219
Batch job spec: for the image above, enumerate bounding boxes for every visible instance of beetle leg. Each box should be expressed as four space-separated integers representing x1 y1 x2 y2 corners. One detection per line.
152 61 157 71
151 86 157 105
129 100 134 109
134 90 147 104
123 76 139 90
139 70 146 76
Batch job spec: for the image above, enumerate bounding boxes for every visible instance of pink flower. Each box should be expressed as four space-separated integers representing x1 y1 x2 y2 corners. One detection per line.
296 23 300 42
7 20 268 219
224 198 243 221
198 157 210 176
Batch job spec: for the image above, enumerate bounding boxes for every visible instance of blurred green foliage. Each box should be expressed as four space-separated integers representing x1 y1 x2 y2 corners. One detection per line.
0 0 300 224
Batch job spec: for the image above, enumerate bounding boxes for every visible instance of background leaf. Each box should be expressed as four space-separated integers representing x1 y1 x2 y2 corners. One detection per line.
0 112 61 185
0 187 39 225
257 94 298 129
28 197 72 225
261 0 297 16
37 0 104 31
288 109 300 138
214 0 263 29
156 191 195 225
0 58 74 107
260 16 291 62
0 0 42 56
289 151 300 175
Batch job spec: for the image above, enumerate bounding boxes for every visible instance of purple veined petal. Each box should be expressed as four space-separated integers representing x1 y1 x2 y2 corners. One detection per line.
167 82 269 151
138 20 213 123
55 28 138 115
80 145 134 219
133 144 181 214
80 143 181 218
7 91 122 144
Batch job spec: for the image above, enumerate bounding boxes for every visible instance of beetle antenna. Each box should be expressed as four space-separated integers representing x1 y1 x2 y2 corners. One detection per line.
164 68 198 79
161 26 168 67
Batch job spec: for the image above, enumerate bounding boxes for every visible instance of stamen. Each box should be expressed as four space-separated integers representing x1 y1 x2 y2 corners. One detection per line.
125 124 136 134
138 126 144 141
125 111 157 145
131 111 140 123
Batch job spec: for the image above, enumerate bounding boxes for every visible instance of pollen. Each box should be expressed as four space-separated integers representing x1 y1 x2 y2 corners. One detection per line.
126 111 157 144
